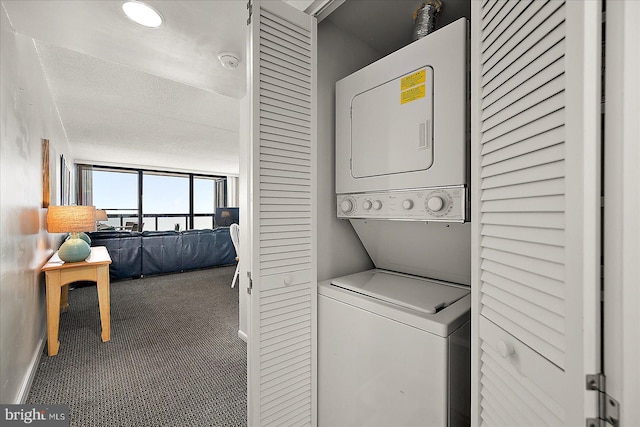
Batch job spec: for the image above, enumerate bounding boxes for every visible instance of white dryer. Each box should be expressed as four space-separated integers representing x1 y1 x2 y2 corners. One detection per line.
334 18 471 286
335 18 469 221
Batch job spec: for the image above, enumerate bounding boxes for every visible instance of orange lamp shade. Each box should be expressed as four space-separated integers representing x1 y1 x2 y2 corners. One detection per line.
47 206 97 233
96 209 108 221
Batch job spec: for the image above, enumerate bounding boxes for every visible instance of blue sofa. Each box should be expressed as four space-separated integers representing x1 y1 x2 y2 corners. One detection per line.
87 227 236 280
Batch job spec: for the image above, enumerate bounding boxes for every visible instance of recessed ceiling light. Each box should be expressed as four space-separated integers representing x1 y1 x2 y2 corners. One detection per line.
122 1 163 28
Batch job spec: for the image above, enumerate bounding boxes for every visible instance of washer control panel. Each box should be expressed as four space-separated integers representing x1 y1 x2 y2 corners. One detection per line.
337 186 467 222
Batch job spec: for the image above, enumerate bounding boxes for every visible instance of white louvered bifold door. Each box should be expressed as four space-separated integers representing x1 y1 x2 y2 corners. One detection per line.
471 0 602 425
247 1 317 426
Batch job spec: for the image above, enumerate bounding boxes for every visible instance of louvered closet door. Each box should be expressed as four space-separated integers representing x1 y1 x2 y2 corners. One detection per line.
247 1 317 426
471 0 601 425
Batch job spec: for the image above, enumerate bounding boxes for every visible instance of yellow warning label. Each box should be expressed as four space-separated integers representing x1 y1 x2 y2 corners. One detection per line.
400 69 426 91
401 84 426 104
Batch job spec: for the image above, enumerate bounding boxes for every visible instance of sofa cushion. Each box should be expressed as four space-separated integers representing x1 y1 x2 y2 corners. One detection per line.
88 231 141 239
181 228 236 271
87 231 142 280
141 231 182 276
141 231 180 237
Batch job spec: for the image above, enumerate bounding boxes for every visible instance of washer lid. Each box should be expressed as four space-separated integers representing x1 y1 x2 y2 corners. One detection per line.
330 270 469 314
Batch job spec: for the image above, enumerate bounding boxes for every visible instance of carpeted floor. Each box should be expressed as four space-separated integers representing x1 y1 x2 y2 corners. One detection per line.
27 266 247 427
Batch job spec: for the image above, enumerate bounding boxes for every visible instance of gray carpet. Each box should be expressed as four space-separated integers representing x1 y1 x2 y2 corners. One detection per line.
27 266 247 427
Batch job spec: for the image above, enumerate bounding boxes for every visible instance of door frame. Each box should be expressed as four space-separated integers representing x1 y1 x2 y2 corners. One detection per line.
603 1 640 425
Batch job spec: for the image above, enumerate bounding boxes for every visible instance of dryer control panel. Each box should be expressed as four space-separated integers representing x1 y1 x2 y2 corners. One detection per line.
337 186 467 222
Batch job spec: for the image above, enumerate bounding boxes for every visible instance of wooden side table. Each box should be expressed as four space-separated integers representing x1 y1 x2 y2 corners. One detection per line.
41 246 112 356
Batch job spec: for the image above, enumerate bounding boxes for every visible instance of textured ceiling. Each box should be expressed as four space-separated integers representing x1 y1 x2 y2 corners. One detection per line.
3 0 247 98
1 0 470 176
35 40 240 175
2 0 246 175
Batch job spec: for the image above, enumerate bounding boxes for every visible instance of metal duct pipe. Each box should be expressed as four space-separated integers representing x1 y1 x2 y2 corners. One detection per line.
412 0 443 41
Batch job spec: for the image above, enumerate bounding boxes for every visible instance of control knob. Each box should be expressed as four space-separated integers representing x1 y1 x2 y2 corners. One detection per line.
362 200 372 210
372 200 382 210
340 198 355 215
427 196 445 212
402 199 414 210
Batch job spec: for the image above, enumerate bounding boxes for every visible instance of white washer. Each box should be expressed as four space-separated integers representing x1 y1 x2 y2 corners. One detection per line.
318 270 471 427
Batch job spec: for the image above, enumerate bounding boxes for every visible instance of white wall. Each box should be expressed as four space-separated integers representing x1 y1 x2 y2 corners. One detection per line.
238 93 249 341
226 176 239 207
0 6 73 403
316 19 379 281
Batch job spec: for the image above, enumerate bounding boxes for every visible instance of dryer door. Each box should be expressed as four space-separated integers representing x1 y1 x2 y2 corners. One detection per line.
351 67 434 178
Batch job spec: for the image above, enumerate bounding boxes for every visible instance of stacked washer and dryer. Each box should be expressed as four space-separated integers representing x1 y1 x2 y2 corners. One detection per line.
319 19 471 426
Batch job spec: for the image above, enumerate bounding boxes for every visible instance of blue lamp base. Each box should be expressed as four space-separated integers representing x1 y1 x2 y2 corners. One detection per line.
58 233 91 263
65 232 91 244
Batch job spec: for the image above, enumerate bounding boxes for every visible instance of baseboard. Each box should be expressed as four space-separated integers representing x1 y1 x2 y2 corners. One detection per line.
238 329 248 343
16 329 46 403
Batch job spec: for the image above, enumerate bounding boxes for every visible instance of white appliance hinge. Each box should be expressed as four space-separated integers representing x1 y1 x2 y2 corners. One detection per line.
586 374 620 427
246 1 253 25
247 271 253 295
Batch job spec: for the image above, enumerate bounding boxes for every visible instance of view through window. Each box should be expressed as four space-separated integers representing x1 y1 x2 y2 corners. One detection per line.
143 172 189 231
79 165 227 231
194 177 216 230
92 169 138 229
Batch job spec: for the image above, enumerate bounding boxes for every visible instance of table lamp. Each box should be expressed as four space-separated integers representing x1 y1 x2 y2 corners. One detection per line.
220 210 231 226
96 209 108 228
47 206 96 262
96 209 108 222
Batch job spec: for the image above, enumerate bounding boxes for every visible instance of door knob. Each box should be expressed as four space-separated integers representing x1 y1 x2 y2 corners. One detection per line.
496 340 515 358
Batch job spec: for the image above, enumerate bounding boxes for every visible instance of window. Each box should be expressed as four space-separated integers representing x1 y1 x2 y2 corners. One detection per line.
77 164 227 231
91 168 139 228
143 172 189 231
194 176 218 229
